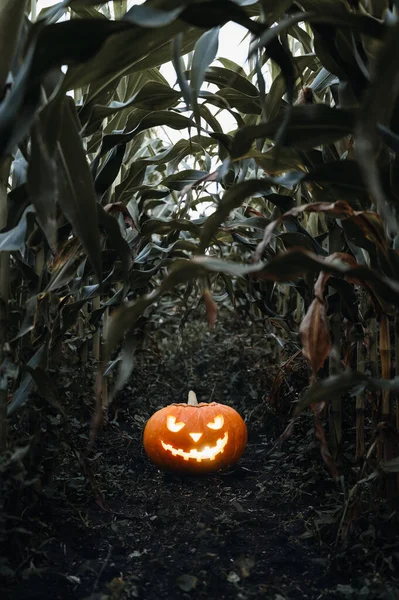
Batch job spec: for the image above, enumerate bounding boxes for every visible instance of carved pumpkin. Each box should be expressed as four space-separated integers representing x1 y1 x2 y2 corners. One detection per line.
143 391 247 474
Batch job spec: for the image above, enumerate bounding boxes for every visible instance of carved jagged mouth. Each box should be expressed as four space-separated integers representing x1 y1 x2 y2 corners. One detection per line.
161 432 228 462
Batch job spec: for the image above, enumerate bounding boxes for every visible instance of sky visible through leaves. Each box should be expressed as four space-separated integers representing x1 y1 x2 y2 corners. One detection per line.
36 0 252 218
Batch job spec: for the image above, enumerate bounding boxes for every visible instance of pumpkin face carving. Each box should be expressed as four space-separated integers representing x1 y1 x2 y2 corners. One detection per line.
143 391 247 474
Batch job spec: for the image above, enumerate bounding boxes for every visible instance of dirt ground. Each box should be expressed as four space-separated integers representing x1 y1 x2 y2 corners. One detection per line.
2 313 399 599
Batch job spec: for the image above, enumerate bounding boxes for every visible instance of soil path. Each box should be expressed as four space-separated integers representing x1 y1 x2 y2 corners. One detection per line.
3 317 396 599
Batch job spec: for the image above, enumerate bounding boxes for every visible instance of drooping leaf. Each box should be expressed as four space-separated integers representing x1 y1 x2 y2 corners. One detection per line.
190 27 220 127
181 0 296 147
231 105 355 158
249 9 384 59
200 179 272 251
56 98 102 281
106 259 209 353
254 200 369 261
97 203 132 291
203 66 259 98
123 4 185 27
141 218 200 237
356 18 399 231
63 21 200 96
94 143 126 196
0 18 130 157
191 249 399 307
0 206 35 251
45 239 83 293
300 271 332 374
172 33 192 111
160 169 209 191
99 111 196 157
85 81 182 127
27 99 63 251
7 343 48 416
296 372 399 417
23 366 66 417
202 288 218 330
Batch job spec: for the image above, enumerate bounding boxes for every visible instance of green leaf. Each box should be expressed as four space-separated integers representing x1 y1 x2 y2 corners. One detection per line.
259 0 294 23
27 98 64 251
244 147 307 173
296 371 399 417
192 248 399 308
200 179 281 251
231 105 355 157
123 4 185 27
7 343 48 416
264 72 287 121
106 259 207 353
279 232 316 253
142 139 205 169
160 169 209 191
180 0 247 28
378 124 399 153
212 88 261 115
23 366 66 417
181 0 295 146
172 33 192 111
67 0 114 7
191 27 220 127
141 218 200 237
0 17 128 158
11 296 38 342
249 9 384 59
0 0 26 92
64 21 199 96
356 18 399 231
0 52 42 158
310 67 339 93
328 278 359 323
94 143 126 195
45 240 83 293
99 111 195 157
0 206 35 251
204 66 259 98
56 98 102 280
381 457 399 473
303 160 366 191
97 203 132 291
86 81 181 127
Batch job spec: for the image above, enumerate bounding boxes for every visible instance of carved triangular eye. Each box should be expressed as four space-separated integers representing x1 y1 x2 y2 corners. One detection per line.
167 415 186 432
207 415 224 430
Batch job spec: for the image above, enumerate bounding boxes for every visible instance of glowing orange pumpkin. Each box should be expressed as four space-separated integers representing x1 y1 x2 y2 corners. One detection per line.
143 391 248 474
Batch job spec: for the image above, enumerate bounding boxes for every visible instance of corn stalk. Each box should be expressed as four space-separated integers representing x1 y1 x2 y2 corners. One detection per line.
355 335 366 459
379 313 396 497
328 223 342 460
355 293 367 459
0 158 11 451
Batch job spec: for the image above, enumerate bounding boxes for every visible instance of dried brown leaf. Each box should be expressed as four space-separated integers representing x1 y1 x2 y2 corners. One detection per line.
254 200 389 262
300 296 331 375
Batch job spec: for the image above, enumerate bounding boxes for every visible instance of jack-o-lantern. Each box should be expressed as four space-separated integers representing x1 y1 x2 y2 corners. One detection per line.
143 391 247 474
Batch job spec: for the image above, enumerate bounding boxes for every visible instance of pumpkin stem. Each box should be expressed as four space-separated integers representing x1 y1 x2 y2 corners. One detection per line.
188 390 198 406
